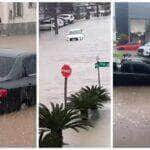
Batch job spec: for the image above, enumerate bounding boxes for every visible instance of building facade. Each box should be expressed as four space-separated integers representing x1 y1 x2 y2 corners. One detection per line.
0 2 36 35
115 2 150 42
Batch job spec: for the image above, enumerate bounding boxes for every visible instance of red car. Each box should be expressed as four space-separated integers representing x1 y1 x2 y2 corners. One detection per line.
117 42 141 51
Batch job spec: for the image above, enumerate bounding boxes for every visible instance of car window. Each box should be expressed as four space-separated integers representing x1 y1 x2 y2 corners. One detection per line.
23 55 36 76
132 63 150 74
69 30 82 35
0 56 15 78
121 63 132 73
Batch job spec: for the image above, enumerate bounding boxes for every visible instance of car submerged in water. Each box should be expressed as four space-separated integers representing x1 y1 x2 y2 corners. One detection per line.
66 29 84 41
0 49 36 114
114 56 150 86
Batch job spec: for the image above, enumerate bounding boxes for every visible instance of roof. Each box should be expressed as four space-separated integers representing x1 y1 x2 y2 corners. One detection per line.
0 48 35 58
69 29 82 31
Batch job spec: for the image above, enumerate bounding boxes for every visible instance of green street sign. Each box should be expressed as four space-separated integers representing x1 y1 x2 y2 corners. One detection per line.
95 62 109 68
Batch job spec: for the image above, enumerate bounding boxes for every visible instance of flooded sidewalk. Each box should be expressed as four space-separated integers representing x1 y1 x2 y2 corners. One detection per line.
0 107 36 147
0 35 36 52
114 86 150 147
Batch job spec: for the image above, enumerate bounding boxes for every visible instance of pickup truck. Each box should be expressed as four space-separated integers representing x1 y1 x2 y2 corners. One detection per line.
114 59 150 86
0 49 36 114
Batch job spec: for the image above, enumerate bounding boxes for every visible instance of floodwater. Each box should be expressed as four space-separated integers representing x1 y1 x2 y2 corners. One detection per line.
39 16 111 146
0 107 36 147
0 35 36 147
114 86 150 147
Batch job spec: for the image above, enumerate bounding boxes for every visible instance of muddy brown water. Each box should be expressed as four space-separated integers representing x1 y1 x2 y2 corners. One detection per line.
0 35 36 147
0 107 36 147
114 86 150 147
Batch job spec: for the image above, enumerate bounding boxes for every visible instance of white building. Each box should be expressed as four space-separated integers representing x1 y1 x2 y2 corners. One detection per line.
0 2 36 35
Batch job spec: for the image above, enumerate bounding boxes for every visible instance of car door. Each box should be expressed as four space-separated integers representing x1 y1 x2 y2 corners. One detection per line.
132 63 150 85
114 62 133 85
21 54 36 106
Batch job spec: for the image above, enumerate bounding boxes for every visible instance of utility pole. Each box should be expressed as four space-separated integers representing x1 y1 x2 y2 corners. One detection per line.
96 56 101 87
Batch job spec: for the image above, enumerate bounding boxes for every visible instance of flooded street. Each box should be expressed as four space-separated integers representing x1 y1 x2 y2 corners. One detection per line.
0 35 36 147
0 107 36 147
39 16 111 146
114 86 150 147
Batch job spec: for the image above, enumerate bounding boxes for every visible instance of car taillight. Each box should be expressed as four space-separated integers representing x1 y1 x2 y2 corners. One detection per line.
0 89 8 99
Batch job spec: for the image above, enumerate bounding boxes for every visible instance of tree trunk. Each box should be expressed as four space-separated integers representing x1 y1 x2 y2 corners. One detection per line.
51 129 63 147
81 109 88 120
96 4 99 17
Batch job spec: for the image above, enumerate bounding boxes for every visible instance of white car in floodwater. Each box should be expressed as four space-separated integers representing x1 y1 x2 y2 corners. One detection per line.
138 42 150 56
66 29 84 41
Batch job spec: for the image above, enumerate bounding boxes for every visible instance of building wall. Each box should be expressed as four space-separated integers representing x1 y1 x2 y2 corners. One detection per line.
129 3 150 20
115 2 129 35
115 2 150 36
0 3 9 23
0 2 36 35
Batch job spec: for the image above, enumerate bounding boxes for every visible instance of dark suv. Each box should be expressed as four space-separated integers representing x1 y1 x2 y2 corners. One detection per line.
114 58 150 86
0 49 36 114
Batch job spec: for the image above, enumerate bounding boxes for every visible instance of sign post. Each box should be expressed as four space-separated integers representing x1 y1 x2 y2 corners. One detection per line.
61 64 72 107
95 56 109 87
96 56 100 87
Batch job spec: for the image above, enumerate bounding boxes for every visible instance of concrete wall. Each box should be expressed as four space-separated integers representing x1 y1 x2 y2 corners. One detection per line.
115 2 129 35
0 2 36 35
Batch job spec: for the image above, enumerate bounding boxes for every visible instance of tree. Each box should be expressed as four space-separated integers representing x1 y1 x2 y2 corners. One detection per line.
69 85 110 120
39 103 92 147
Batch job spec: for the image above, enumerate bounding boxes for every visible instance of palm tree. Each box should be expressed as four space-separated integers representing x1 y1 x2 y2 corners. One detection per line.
39 102 92 147
69 85 110 119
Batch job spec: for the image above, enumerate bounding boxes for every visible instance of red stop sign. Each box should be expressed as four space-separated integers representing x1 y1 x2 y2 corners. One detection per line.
61 64 72 78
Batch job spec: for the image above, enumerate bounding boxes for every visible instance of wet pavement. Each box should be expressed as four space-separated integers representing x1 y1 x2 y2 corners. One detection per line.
39 16 111 147
0 35 36 147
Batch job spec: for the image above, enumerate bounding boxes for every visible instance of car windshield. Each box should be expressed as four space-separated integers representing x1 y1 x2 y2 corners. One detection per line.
0 56 15 78
60 15 68 18
69 30 82 35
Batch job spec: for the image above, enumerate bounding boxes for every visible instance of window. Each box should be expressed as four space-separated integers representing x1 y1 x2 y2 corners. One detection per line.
0 56 15 78
23 55 36 77
13 3 23 17
121 63 132 73
28 2 35 9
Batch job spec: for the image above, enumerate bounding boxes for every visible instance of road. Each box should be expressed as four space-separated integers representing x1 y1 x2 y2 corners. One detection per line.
113 50 150 147
114 86 150 147
40 16 111 147
0 35 36 147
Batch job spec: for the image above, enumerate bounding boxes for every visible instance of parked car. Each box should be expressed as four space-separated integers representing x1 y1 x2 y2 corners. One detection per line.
39 18 53 30
0 49 36 114
40 17 64 30
59 14 75 24
117 42 141 51
100 9 110 16
66 29 84 41
114 57 150 86
138 42 150 56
